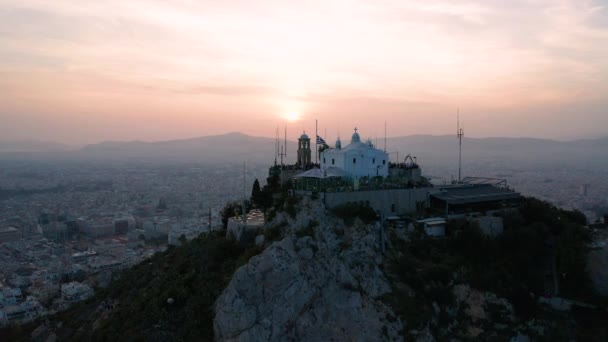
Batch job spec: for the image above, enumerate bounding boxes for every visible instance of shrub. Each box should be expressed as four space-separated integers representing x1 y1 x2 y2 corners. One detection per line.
331 202 378 225
35 230 264 341
296 220 318 238
264 225 283 242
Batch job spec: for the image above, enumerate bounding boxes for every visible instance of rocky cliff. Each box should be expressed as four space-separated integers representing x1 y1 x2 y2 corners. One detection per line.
214 198 402 341
588 230 608 296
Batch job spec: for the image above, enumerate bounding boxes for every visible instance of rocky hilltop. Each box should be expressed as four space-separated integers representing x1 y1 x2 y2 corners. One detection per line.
215 199 401 341
212 197 608 341
588 230 608 297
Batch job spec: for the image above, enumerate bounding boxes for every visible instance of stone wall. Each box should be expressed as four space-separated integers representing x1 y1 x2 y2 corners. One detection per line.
474 216 504 237
323 187 436 217
226 219 264 245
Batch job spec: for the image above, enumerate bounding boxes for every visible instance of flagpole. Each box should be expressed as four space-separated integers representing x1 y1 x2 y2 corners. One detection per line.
315 119 318 165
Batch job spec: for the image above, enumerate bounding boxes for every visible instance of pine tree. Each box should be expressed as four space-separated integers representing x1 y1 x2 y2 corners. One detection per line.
251 178 262 207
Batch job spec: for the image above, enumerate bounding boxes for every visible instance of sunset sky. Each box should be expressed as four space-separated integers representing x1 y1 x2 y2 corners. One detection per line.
1 0 607 145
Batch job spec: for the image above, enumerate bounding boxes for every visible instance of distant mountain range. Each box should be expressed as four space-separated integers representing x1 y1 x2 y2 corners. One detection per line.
0 140 73 153
1 133 606 168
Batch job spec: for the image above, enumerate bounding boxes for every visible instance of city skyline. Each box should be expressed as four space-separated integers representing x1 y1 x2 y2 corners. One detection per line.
1 0 607 144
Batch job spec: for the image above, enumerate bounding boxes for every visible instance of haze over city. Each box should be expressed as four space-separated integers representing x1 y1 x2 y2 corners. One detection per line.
1 0 607 145
2 1 608 340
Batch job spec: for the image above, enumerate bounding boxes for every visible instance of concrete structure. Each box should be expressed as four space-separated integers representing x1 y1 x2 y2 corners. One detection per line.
417 218 447 237
0 288 23 308
143 218 170 240
114 218 131 234
71 250 97 262
388 163 422 184
430 184 522 218
80 217 115 238
61 282 94 303
226 210 265 245
579 184 589 196
87 257 123 273
474 216 504 237
320 129 389 179
41 222 67 242
324 188 433 217
0 299 46 325
0 227 21 243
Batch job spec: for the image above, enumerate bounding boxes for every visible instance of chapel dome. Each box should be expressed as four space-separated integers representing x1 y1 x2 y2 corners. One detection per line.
300 132 309 140
351 129 361 143
335 138 342 149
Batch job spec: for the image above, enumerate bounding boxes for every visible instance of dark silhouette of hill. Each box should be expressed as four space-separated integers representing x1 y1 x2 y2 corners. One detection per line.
76 132 285 164
0 140 72 153
0 133 606 168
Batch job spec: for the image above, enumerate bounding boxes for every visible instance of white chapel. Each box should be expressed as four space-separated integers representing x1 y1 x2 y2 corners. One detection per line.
320 128 389 178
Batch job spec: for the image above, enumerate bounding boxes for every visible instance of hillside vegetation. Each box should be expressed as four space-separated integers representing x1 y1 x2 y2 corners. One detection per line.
384 197 606 340
2 231 262 341
2 197 606 341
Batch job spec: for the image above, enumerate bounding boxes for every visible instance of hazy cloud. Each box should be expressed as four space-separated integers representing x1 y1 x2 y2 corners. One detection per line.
0 0 607 144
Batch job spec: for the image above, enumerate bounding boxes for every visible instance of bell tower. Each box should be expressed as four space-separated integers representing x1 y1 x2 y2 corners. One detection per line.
297 132 311 167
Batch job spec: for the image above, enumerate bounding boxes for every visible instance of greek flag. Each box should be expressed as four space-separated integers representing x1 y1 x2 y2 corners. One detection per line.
316 135 327 146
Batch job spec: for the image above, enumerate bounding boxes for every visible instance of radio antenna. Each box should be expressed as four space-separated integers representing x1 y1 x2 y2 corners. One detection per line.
457 108 464 182
284 126 287 160
384 121 387 152
274 127 278 166
278 126 286 166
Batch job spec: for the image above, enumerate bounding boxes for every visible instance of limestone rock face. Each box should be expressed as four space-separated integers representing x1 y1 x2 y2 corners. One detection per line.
214 199 402 341
588 230 608 296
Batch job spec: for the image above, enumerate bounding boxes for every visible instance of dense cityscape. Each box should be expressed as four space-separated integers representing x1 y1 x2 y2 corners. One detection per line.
1 154 606 327
0 161 268 326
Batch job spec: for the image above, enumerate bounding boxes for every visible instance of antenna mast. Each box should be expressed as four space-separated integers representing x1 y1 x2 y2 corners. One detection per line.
274 127 278 167
457 108 464 182
384 121 387 152
284 126 287 161
315 119 318 165
278 126 287 165
242 162 247 224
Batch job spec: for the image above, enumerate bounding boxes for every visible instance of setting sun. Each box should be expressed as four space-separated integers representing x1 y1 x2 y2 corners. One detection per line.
283 112 301 122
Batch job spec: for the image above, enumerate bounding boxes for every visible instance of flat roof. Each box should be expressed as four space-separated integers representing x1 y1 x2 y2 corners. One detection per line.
431 185 521 205
461 177 507 186
417 218 447 224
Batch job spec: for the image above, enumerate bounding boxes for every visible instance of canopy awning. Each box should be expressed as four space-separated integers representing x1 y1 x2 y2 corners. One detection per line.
295 167 351 179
